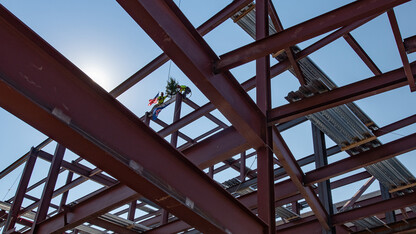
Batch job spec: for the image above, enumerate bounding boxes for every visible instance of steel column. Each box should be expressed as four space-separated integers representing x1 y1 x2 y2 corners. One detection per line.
3 149 37 233
215 0 410 71
312 124 335 233
387 9 415 91
127 201 136 221
58 171 74 213
32 144 66 231
380 183 396 224
240 151 246 182
269 63 416 124
255 0 275 232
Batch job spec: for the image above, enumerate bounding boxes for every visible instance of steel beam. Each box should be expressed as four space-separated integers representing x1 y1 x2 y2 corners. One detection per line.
32 144 66 230
373 114 416 137
88 218 139 234
339 176 376 212
109 0 252 97
0 6 266 233
404 35 416 54
271 126 330 230
332 190 416 225
215 0 410 71
387 9 415 91
37 150 116 187
58 171 74 212
269 63 416 124
33 184 141 234
304 132 416 185
343 33 382 76
3 149 37 232
117 0 266 149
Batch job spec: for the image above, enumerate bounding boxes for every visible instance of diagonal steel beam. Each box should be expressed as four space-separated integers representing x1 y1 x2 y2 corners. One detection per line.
373 114 416 137
343 33 382 76
109 0 252 97
215 0 410 71
116 0 266 149
271 126 329 229
304 132 416 186
0 6 266 234
387 9 415 91
269 63 416 124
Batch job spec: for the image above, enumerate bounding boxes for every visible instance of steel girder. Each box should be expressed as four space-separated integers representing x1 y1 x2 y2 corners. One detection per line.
0 5 265 234
215 0 410 71
269 63 416 124
404 35 416 54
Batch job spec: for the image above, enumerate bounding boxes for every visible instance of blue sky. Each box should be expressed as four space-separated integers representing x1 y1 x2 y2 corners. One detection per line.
1 0 416 224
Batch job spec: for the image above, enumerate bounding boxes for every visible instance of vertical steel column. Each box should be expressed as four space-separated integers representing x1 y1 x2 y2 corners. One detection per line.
128 200 137 221
208 166 214 179
161 93 183 225
291 201 300 215
32 144 66 232
58 171 74 212
240 151 246 182
3 148 38 233
256 0 275 233
312 124 335 233
380 182 396 224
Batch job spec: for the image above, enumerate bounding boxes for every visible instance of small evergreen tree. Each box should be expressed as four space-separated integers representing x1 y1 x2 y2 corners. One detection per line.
166 77 179 97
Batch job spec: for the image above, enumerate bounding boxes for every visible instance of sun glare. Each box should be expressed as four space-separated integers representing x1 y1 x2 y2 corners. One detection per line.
82 65 111 91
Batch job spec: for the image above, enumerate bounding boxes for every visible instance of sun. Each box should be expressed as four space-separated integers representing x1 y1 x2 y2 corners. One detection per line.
82 65 111 91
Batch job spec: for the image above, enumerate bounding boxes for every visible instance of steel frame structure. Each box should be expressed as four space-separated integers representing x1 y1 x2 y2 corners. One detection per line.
0 0 415 233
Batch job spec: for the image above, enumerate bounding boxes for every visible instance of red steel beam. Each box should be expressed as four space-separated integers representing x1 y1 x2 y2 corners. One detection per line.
271 126 329 230
117 0 266 149
33 184 141 234
109 0 252 97
332 190 416 225
387 9 416 91
304 132 416 186
343 33 382 76
0 6 265 234
268 0 306 85
404 35 416 54
373 114 416 137
3 150 37 232
269 62 416 124
32 144 66 229
215 0 409 71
